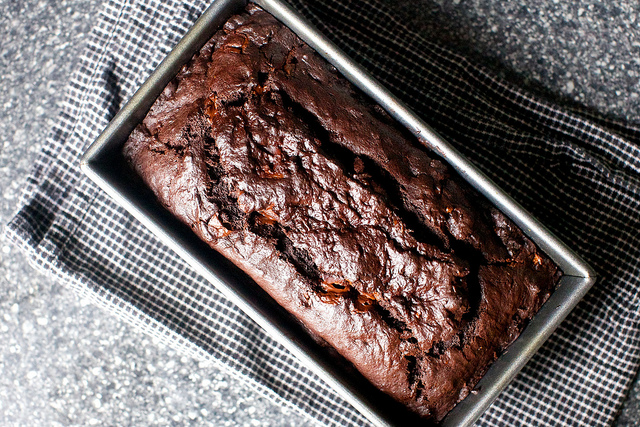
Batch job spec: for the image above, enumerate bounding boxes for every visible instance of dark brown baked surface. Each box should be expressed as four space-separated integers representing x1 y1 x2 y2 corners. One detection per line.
123 3 561 420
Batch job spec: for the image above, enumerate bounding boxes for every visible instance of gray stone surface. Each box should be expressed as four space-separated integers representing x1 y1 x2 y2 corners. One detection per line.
1 0 639 425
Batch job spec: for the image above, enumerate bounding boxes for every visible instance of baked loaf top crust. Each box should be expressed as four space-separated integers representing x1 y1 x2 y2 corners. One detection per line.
124 4 561 420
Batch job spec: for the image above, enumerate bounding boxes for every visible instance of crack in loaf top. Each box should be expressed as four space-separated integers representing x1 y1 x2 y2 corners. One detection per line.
123 3 561 421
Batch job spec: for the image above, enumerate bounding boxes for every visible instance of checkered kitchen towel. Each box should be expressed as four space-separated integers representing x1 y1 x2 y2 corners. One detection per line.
7 0 640 425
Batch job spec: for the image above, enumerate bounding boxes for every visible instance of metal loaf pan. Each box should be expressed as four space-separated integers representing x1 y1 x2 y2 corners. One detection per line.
81 0 596 425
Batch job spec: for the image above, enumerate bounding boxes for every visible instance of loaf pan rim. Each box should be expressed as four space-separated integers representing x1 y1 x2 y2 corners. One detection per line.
80 0 597 425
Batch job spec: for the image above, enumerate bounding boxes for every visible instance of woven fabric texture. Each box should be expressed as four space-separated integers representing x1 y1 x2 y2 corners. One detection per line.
7 0 640 425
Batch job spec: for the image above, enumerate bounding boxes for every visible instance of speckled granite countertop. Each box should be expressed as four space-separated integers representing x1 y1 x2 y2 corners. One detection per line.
1 0 638 425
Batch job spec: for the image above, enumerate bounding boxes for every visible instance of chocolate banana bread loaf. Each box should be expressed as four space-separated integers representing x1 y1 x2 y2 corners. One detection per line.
123 3 561 420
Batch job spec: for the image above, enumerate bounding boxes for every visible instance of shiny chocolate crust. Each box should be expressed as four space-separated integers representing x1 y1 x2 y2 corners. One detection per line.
123 4 561 421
